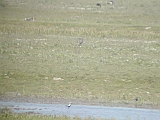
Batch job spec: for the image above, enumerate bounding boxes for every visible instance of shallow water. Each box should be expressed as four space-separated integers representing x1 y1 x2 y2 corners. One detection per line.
0 101 160 120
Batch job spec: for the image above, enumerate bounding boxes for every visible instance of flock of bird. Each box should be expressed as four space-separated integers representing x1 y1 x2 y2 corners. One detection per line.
24 1 115 21
96 1 115 7
24 0 139 110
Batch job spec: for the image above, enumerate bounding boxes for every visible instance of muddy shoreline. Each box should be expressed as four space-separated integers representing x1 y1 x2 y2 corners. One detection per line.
0 95 158 110
1 101 160 120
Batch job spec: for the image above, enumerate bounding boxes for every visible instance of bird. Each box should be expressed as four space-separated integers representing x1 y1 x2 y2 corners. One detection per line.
135 97 138 101
67 102 72 109
24 17 34 21
77 38 83 46
96 3 101 7
107 1 115 5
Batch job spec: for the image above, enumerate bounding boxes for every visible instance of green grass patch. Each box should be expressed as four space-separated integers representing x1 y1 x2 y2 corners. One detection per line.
0 108 114 120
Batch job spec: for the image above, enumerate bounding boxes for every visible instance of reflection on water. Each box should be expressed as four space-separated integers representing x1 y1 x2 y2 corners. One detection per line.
0 101 160 120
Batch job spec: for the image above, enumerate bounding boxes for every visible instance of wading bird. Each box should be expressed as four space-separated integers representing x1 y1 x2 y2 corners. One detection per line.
67 102 72 109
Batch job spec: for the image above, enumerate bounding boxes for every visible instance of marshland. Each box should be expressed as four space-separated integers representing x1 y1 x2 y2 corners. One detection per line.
0 0 160 119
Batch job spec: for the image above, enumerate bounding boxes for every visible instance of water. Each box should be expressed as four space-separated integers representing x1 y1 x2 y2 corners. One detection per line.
0 101 160 120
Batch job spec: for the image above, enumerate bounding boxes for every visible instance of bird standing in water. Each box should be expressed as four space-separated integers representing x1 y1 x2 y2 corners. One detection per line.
67 102 72 109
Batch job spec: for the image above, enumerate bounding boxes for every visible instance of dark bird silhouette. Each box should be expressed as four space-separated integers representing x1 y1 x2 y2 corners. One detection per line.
135 97 138 101
96 3 101 7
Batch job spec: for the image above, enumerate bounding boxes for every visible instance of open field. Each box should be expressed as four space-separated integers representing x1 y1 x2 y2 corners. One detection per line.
0 0 160 111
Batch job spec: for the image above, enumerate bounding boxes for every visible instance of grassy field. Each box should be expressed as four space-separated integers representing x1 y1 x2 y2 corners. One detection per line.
0 0 160 110
0 107 115 120
0 108 101 120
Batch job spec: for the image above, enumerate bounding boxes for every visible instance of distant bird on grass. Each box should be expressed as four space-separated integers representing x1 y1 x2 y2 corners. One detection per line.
96 3 101 7
67 102 72 109
77 38 83 46
24 17 34 21
135 97 138 101
107 1 115 5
